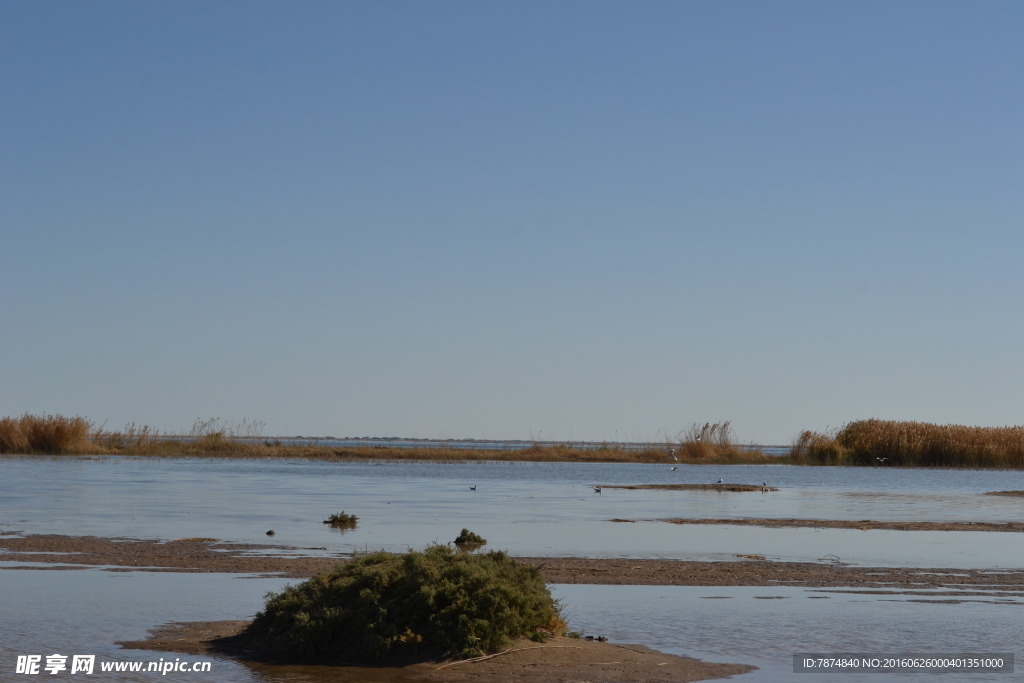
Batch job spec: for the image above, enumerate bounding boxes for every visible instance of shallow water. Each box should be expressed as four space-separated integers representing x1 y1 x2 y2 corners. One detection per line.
2 458 1023 682
555 583 1022 682
0 569 286 682
2 457 1024 567
1 568 1019 683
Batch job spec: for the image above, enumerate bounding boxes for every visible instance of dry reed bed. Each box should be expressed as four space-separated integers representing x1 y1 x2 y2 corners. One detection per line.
793 419 1024 468
9 415 1024 467
0 415 778 464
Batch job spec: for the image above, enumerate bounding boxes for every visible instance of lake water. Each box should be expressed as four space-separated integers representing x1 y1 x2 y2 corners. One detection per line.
2 457 1022 682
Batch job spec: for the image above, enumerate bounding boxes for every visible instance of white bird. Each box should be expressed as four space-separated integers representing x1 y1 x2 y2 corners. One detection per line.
670 466 678 471
469 485 477 491
716 478 724 484
668 448 677 461
763 481 768 486
593 485 602 493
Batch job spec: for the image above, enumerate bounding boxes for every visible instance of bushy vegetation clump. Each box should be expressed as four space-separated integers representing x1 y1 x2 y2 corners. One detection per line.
792 419 1024 468
0 414 92 454
454 528 486 546
243 545 561 663
323 511 358 528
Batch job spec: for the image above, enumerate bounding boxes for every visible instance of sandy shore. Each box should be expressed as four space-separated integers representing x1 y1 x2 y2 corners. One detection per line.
4 532 1024 590
611 517 1024 532
119 621 754 682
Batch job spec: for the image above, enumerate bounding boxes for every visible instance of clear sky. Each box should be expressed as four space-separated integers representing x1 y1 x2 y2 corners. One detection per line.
2 1 1022 443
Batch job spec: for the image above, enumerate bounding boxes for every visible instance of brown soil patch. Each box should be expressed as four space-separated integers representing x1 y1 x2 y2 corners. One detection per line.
602 484 776 492
985 490 1024 497
120 621 754 682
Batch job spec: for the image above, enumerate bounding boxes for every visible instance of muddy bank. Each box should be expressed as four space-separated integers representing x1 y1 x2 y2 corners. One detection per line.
0 533 341 577
602 483 776 492
519 556 1024 590
613 517 1024 532
4 533 1024 589
985 490 1024 497
120 621 754 682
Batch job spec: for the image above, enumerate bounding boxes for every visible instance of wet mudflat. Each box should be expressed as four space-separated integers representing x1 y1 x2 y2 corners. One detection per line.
5 532 1024 593
617 517 1024 532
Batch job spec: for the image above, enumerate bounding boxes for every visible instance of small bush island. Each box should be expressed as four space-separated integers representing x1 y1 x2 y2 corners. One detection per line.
454 528 486 546
244 544 561 663
323 512 358 528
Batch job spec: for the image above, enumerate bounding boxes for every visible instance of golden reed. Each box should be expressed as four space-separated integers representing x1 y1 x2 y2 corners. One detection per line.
0 414 775 464
792 419 1024 468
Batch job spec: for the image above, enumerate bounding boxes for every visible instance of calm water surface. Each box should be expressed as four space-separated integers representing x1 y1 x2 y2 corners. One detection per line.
2 458 1022 682
3 457 1024 566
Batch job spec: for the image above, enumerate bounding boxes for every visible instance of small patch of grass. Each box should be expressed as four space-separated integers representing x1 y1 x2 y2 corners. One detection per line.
243 544 562 663
322 512 358 529
454 528 486 546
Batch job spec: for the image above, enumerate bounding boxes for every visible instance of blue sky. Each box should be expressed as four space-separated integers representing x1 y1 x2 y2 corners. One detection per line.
2 1 1022 442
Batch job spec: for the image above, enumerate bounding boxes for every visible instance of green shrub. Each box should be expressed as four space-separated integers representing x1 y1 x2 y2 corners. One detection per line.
243 545 560 662
454 528 486 546
322 512 358 528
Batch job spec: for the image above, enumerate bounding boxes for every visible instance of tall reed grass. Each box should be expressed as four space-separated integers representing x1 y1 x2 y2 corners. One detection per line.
0 413 779 463
0 414 92 454
676 421 751 460
792 419 1024 468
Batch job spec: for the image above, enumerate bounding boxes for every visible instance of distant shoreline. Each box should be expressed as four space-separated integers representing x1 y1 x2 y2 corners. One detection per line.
9 415 1024 467
0 444 790 465
6 449 1024 468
